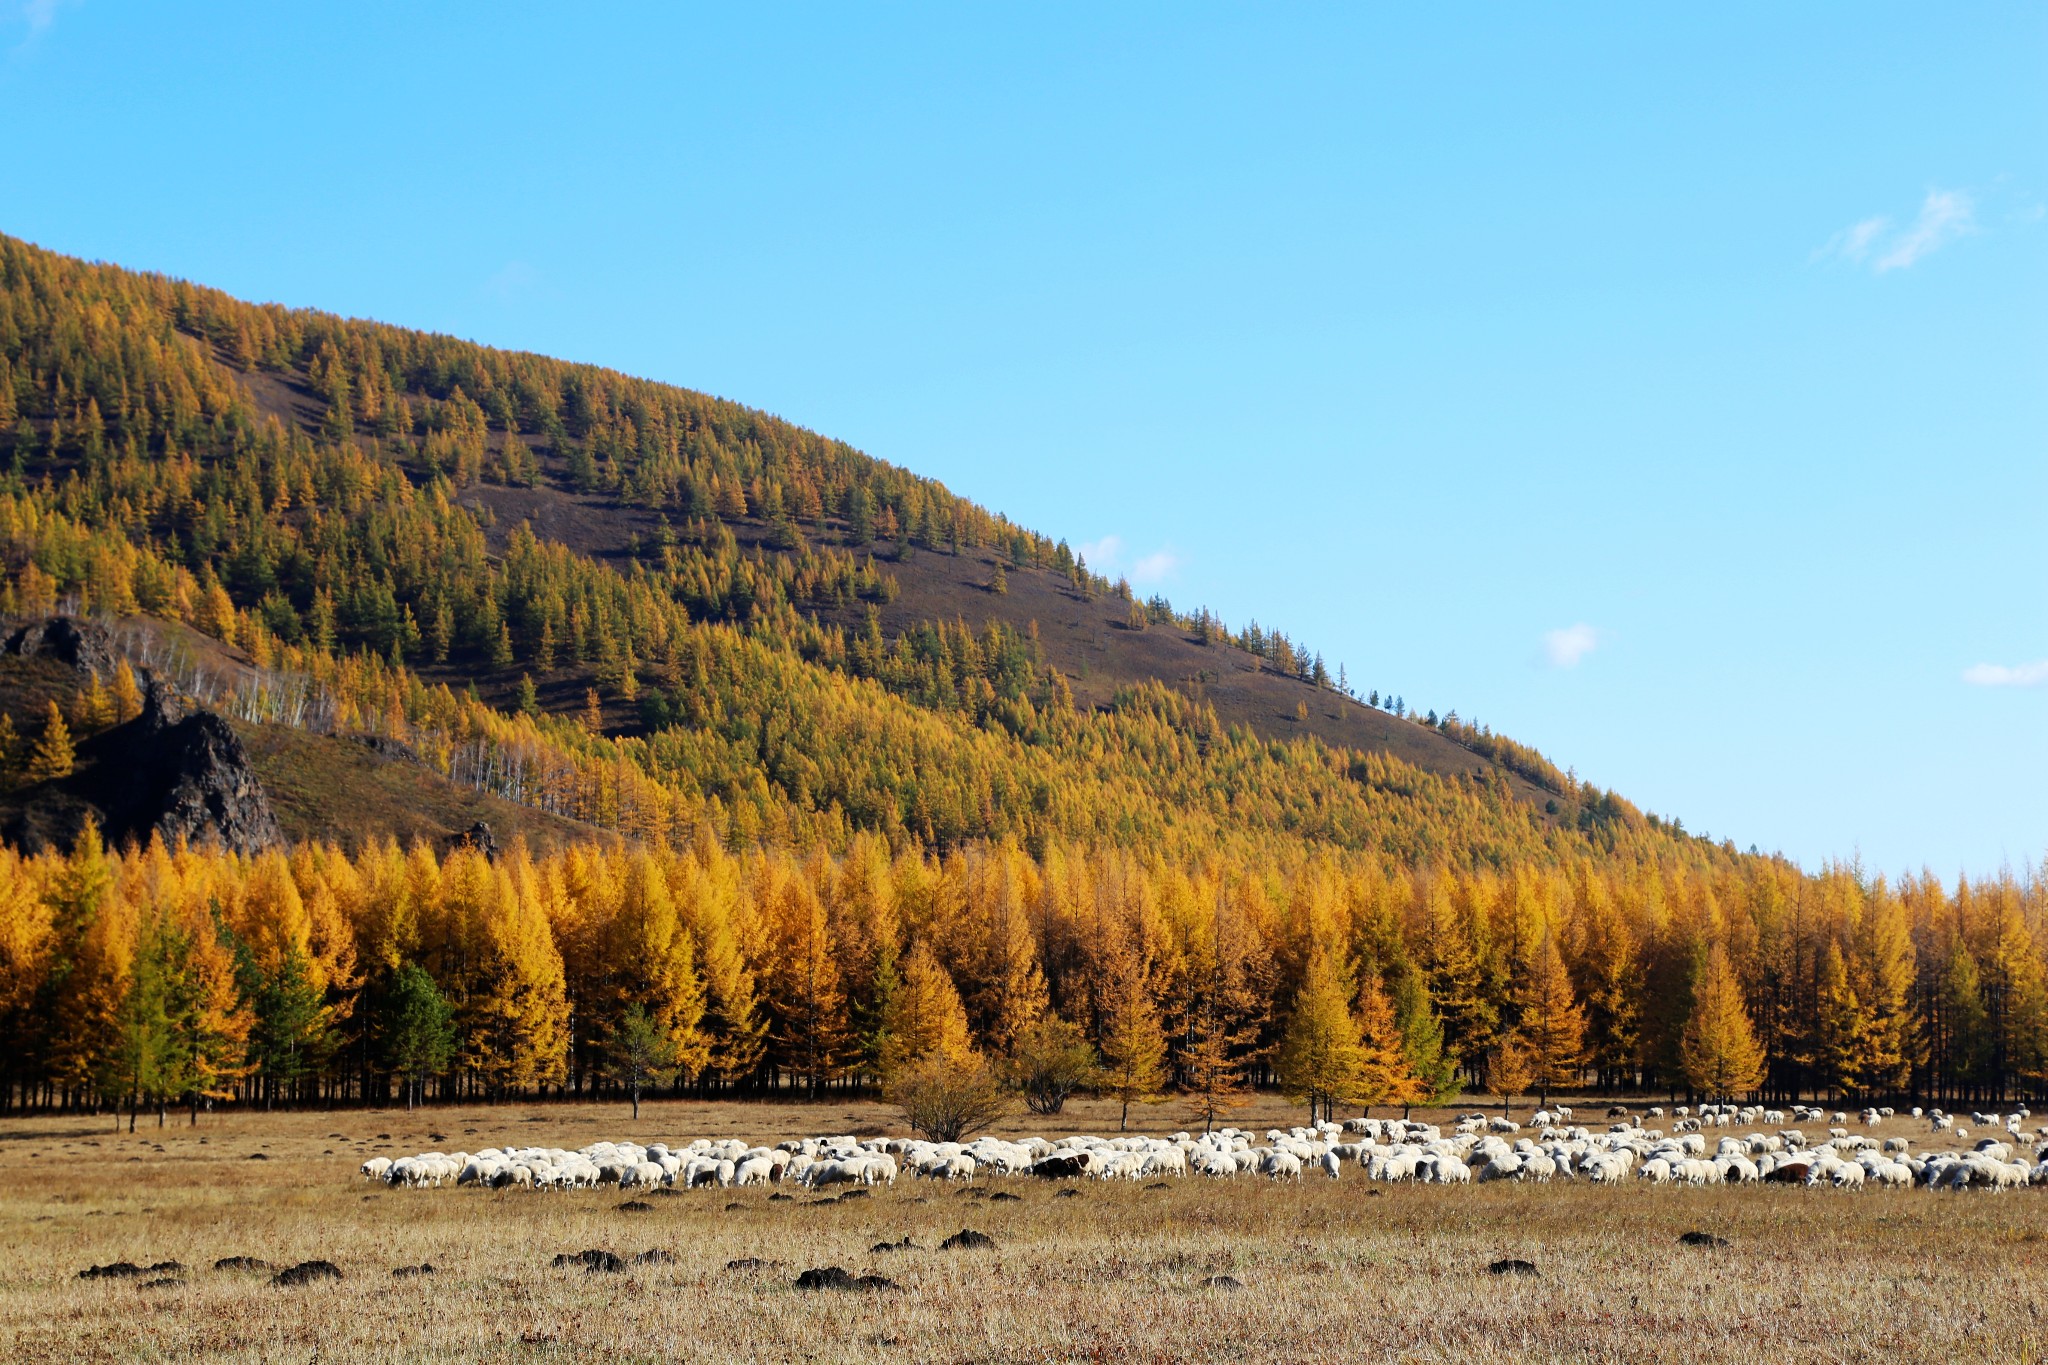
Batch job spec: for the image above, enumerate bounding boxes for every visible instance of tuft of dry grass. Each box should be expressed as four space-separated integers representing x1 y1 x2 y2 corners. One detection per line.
2 1096 2043 1363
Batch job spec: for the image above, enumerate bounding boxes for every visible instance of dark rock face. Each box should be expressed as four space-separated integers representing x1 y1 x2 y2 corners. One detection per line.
451 820 498 860
87 682 282 855
2 624 282 856
4 617 116 679
358 734 421 765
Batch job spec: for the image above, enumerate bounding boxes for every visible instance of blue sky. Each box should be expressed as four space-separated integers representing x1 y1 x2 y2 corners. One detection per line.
3 3 2042 876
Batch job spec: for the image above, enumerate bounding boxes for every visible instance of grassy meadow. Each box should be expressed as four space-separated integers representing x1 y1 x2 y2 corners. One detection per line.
1 1095 2043 1364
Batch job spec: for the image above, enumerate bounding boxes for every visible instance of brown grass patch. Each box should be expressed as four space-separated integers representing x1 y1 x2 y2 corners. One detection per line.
2 1097 2041 1362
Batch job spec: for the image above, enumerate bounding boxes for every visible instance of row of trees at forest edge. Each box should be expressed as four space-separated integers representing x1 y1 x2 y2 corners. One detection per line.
2 827 2042 1125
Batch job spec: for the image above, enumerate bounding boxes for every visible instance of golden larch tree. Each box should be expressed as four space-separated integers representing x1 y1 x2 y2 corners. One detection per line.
1274 941 1365 1125
1515 929 1585 1105
1680 941 1766 1099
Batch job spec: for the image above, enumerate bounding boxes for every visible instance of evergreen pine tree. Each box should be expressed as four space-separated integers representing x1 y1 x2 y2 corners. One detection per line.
603 1002 679 1121
379 962 455 1111
1391 963 1459 1114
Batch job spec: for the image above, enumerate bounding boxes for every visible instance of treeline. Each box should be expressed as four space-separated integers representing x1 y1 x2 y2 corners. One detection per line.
2 830 2042 1121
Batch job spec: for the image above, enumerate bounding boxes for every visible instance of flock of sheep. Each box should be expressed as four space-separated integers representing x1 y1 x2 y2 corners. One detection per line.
359 1102 2048 1197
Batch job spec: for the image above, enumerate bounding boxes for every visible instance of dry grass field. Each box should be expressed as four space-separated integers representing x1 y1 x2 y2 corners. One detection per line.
3 1094 2044 1364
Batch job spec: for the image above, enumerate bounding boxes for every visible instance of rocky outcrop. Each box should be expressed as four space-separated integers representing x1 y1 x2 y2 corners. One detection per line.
3 616 116 679
450 820 498 861
89 683 283 855
2 661 284 857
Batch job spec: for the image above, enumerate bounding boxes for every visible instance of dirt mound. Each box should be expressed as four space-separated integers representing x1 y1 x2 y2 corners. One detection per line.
870 1237 920 1253
616 1200 654 1212
1487 1259 1539 1277
271 1260 343 1287
725 1257 781 1271
1200 1275 1243 1290
794 1266 899 1292
551 1250 624 1274
391 1264 435 1277
79 1260 181 1281
632 1250 675 1266
213 1256 270 1272
939 1229 996 1251
1678 1231 1730 1248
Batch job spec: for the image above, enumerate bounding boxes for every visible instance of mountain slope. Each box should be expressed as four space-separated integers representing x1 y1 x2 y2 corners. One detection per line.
0 232 1679 868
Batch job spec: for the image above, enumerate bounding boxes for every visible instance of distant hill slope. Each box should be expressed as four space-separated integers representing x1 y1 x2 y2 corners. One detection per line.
212 271 1560 807
0 232 1686 867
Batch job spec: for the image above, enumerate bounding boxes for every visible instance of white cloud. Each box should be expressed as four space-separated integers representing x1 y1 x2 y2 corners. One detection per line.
9 0 74 43
1874 190 1975 271
1076 534 1179 585
1075 535 1123 571
1817 215 1890 265
1128 550 1180 585
1541 623 1600 669
1963 659 2048 688
1816 189 1976 272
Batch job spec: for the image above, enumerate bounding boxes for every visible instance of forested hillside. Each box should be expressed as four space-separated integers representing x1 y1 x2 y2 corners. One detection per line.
0 231 2041 1120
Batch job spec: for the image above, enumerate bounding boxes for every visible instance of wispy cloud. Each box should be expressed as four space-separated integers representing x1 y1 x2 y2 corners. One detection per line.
1129 550 1179 584
1076 535 1123 571
1963 659 2048 688
1077 534 1180 586
1541 623 1601 669
6 0 75 53
1875 190 1975 271
1816 189 1976 272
